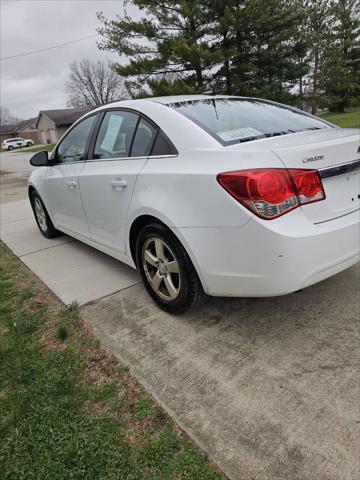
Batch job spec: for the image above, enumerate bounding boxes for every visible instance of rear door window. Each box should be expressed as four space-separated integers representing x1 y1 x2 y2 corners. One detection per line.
130 118 157 157
151 131 177 156
94 111 139 160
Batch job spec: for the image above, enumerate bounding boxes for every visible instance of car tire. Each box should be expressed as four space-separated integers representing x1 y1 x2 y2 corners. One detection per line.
8 145 14 151
135 223 205 314
30 191 61 238
27 142 32 147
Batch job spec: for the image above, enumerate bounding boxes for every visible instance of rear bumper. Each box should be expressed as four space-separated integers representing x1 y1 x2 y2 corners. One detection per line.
176 209 360 297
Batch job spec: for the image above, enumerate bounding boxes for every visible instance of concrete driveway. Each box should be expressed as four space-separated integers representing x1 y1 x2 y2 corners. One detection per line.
81 273 359 480
1 152 359 480
0 151 140 304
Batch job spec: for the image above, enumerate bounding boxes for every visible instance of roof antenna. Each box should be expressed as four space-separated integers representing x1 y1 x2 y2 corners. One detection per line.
212 98 219 120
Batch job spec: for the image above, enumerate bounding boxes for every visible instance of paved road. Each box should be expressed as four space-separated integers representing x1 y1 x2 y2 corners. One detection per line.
0 151 34 204
1 153 359 480
0 150 36 174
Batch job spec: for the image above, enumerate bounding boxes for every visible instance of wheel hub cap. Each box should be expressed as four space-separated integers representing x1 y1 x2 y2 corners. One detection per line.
158 262 167 275
142 237 181 301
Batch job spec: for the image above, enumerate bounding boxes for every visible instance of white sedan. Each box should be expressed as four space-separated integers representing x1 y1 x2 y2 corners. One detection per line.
28 95 359 313
2 137 34 150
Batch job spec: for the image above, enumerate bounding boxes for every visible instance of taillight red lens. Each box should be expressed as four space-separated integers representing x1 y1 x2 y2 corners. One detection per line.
249 170 295 204
289 169 325 204
217 168 325 219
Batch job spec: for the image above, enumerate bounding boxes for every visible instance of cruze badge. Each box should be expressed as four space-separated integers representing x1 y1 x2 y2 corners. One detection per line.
302 155 324 164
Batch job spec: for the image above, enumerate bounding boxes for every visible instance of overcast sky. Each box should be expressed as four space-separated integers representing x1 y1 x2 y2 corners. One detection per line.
0 0 139 119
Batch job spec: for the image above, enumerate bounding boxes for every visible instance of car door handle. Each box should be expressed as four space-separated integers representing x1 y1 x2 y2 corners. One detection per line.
110 179 128 190
66 181 77 189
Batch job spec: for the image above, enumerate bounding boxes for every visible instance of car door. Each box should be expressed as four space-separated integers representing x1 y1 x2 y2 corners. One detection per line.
79 109 158 253
44 113 98 238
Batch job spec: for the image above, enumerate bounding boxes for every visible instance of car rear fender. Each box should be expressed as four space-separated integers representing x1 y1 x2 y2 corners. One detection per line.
130 148 285 228
126 208 210 293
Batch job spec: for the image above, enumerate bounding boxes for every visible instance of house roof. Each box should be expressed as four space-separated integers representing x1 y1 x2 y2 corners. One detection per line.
37 108 90 128
0 117 37 135
0 124 18 135
16 117 37 131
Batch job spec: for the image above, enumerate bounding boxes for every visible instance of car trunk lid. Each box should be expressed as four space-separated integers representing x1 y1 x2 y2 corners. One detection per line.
269 129 360 223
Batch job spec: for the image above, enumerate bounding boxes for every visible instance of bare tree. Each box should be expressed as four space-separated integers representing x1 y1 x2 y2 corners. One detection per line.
0 106 20 125
66 59 128 108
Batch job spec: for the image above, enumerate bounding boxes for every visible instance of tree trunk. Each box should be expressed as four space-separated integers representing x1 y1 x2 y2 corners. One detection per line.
312 47 319 115
223 31 231 94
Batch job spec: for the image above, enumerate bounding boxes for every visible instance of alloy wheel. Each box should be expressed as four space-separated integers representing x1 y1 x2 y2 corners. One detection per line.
142 236 181 301
34 197 47 232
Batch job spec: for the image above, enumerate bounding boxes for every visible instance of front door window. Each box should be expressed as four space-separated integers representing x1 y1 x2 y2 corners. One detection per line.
55 115 97 164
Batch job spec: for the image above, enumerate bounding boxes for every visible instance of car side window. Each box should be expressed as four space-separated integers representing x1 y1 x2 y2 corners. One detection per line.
94 111 139 160
55 115 97 164
130 118 157 157
150 131 177 156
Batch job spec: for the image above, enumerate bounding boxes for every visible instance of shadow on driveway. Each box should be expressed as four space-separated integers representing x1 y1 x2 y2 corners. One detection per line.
81 265 360 480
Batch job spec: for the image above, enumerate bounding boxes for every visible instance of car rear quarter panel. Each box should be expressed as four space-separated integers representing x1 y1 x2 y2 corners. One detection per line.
128 148 286 229
126 147 299 294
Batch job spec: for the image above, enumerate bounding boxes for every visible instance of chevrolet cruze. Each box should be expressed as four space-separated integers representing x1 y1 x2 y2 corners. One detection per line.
28 95 360 313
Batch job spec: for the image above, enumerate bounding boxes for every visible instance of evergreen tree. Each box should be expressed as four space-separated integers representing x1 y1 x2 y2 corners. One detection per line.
228 0 308 102
98 0 309 101
320 0 360 112
302 0 333 114
202 0 244 94
98 1 215 96
97 0 358 109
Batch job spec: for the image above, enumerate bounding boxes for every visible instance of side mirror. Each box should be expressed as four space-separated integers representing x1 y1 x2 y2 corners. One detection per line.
30 151 49 167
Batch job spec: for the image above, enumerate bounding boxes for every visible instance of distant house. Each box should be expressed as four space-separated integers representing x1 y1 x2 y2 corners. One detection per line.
36 108 90 144
0 118 38 144
0 124 17 144
15 118 38 143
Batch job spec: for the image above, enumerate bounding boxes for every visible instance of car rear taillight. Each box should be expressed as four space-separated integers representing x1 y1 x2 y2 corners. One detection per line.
217 168 325 219
289 169 325 205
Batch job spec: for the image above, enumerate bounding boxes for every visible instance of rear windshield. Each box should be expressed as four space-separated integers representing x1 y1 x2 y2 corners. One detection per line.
168 98 330 145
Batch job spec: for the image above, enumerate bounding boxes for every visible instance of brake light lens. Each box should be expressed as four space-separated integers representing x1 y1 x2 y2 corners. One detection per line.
217 168 325 219
290 169 325 204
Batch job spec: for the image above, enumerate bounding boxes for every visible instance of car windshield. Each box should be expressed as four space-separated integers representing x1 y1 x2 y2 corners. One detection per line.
168 98 330 145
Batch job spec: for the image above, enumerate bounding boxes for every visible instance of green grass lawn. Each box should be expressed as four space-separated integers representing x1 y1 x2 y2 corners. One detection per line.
318 109 360 128
0 242 225 480
23 143 55 153
18 144 55 154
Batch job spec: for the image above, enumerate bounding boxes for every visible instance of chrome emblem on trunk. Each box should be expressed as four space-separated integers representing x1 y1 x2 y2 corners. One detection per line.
302 155 324 163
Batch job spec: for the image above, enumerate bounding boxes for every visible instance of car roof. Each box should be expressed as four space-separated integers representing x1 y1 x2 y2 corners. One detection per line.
147 94 244 104
94 94 253 112
87 95 228 150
